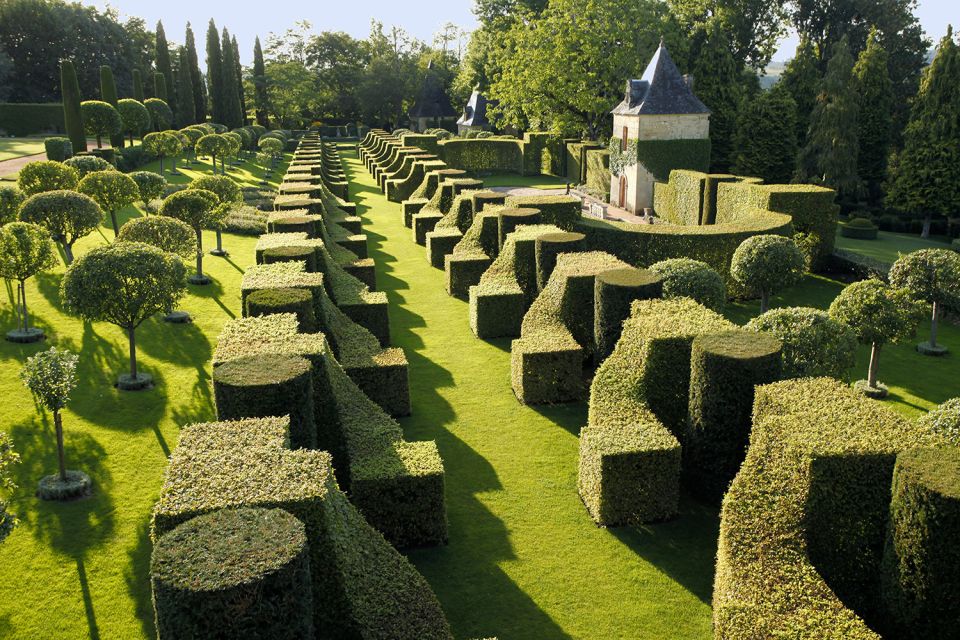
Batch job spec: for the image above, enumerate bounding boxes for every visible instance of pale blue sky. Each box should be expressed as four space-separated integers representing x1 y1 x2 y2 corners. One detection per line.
82 0 954 66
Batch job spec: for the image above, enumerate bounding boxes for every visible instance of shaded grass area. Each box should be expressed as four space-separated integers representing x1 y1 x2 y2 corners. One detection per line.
835 229 953 265
343 147 716 640
0 158 283 639
0 137 47 162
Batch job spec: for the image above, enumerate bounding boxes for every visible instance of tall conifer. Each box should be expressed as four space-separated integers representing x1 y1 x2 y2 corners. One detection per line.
220 27 242 128
781 38 820 148
732 83 798 183
206 20 224 124
232 36 247 124
253 36 269 127
100 65 124 147
853 28 894 204
185 23 206 123
690 22 743 172
132 69 145 102
175 47 196 127
61 60 86 152
155 21 177 118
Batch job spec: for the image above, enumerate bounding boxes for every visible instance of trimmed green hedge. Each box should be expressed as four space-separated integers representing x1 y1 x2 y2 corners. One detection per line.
714 378 946 639
585 149 611 201
151 416 452 638
0 103 65 136
152 507 313 639
578 298 733 525
593 268 662 361
246 287 318 333
634 138 711 182
505 194 581 231
535 231 586 291
445 208 502 299
440 138 524 174
388 159 447 203
401 133 440 155
565 141 603 184
841 217 879 240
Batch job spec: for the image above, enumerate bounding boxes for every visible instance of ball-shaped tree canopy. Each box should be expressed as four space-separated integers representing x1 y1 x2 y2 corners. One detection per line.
648 258 726 311
919 398 960 446
195 134 230 160
0 222 57 282
889 249 960 307
17 161 79 196
159 189 219 230
117 98 151 138
829 279 921 347
18 190 102 249
143 131 183 158
80 100 123 141
144 98 173 130
188 175 241 206
0 185 24 225
746 306 857 379
730 235 805 309
77 171 139 215
232 127 252 150
64 154 114 178
258 137 283 155
208 123 228 134
129 171 167 203
117 216 197 260
178 127 203 148
223 131 243 156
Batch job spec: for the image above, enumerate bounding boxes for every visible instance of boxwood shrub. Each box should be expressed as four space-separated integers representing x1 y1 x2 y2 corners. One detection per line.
246 287 318 333
593 267 662 361
841 217 880 240
439 138 524 174
44 137 72 162
444 209 503 299
535 231 586 291
505 194 581 231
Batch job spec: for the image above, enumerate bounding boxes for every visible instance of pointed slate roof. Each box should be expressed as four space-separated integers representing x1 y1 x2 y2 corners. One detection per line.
409 61 458 120
457 88 498 127
611 42 710 116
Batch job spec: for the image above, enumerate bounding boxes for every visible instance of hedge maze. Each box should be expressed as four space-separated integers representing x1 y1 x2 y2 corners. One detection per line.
150 134 453 637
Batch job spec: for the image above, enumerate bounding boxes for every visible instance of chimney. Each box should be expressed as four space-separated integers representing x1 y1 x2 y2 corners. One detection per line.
683 74 695 91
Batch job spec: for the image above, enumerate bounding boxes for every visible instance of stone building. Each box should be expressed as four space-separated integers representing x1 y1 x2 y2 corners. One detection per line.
457 88 498 135
610 42 710 214
408 61 458 133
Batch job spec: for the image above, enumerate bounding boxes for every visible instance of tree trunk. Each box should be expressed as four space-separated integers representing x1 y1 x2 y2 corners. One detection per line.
54 410 67 482
128 132 133 145
930 301 939 348
63 242 74 265
921 213 932 239
110 211 119 237
195 230 204 278
760 290 770 314
867 343 880 388
171 156 177 174
128 326 138 380
96 134 102 148
159 156 164 175
19 280 28 332
211 154 217 174
215 230 224 253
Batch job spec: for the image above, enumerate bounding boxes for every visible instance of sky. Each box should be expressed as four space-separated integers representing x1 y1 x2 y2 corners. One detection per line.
81 0 954 66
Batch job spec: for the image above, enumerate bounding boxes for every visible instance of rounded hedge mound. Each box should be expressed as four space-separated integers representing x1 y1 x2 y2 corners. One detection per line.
151 507 313 640
246 288 318 333
268 216 316 236
262 245 318 272
841 217 879 240
649 258 726 311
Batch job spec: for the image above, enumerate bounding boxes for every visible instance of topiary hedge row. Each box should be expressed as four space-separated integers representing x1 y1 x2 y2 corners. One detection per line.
439 138 524 174
0 102 65 136
505 194 582 231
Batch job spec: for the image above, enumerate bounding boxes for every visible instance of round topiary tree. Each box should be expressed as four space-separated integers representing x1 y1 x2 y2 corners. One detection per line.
17 190 102 265
158 189 222 284
222 132 243 170
257 137 283 181
80 100 123 148
144 98 173 131
117 216 197 322
188 175 241 257
196 134 231 175
829 279 922 398
19 347 91 500
17 161 79 196
64 155 114 178
745 306 858 379
0 185 24 225
143 131 183 175
77 170 140 236
129 171 167 209
889 249 960 356
60 242 187 390
648 258 726 311
918 397 960 446
178 127 203 165
0 222 57 343
731 235 806 313
117 98 151 144
0 431 18 543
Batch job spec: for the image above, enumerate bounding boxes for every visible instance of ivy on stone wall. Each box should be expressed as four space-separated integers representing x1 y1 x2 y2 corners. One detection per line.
608 137 712 180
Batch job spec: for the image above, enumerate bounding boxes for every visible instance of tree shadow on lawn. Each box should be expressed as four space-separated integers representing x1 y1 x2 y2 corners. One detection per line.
136 316 212 370
184 275 236 320
124 516 157 640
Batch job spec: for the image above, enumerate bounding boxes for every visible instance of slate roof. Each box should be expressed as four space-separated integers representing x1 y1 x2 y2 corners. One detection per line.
611 42 710 116
457 89 498 127
409 61 458 119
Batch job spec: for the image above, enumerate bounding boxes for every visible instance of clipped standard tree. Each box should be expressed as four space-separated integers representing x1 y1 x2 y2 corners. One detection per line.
829 279 921 398
0 431 17 542
158 189 221 284
195 134 230 174
0 185 24 225
143 131 182 175
145 98 174 132
18 190 102 264
117 216 197 322
129 171 167 209
188 175 240 256
60 242 187 390
20 347 90 500
77 170 140 236
648 258 726 311
730 235 806 312
0 222 57 343
117 99 151 144
17 161 79 196
889 249 960 355
746 306 857 379
80 100 123 149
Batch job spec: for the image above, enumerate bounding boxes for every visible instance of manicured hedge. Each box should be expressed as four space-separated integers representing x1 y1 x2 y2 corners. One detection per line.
388 158 447 203
841 217 879 240
0 102 65 136
578 298 733 525
246 287 318 333
401 133 440 155
593 267 662 361
714 378 947 639
440 138 524 174
44 137 72 162
633 138 712 182
585 149 611 200
152 507 313 639
151 416 452 638
535 231 586 291
445 209 502 299
505 194 581 231
565 141 603 184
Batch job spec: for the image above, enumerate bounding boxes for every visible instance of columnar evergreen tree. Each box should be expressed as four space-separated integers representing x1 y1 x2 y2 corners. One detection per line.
732 83 798 183
690 22 743 172
232 36 246 123
206 20 224 124
252 36 269 127
220 27 243 128
887 27 960 238
155 21 176 117
175 48 196 128
154 72 167 102
132 68 145 102
60 60 86 153
780 38 820 148
795 36 861 205
99 65 124 148
853 28 893 205
185 23 206 123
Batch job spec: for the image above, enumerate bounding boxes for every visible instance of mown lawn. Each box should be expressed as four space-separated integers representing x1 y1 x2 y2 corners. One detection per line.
835 228 953 265
0 137 47 162
0 153 287 639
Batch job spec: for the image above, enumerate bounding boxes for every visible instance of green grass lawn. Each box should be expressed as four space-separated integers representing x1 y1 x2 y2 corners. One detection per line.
0 154 287 639
835 228 953 265
0 137 47 162
343 149 716 640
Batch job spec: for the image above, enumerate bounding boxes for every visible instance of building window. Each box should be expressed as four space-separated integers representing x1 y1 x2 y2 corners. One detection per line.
621 126 628 151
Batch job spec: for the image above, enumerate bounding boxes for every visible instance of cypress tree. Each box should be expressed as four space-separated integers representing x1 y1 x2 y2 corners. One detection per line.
185 23 206 123
155 21 176 119
206 20 224 124
887 27 960 238
232 36 247 125
154 72 168 102
132 68 145 102
780 38 820 148
253 36 269 127
220 27 242 128
100 65 124 148
175 47 196 128
690 22 743 172
61 59 86 153
732 83 799 184
795 36 861 205
854 28 894 205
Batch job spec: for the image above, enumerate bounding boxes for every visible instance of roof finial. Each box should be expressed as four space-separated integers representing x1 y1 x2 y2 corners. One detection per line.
659 35 665 47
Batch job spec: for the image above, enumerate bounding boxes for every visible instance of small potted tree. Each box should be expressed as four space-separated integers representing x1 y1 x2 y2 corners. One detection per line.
889 249 960 356
730 235 806 313
0 222 57 343
20 347 90 500
17 190 102 265
77 170 140 236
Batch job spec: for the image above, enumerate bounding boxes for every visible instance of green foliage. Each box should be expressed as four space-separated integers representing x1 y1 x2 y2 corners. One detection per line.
585 149 610 200
440 139 523 173
504 195 581 230
17 160 79 196
142 131 183 160
689 22 742 171
746 306 857 379
648 258 726 311
0 103 64 137
779 38 820 147
17 190 101 262
889 249 960 307
63 155 113 177
152 507 313 640
732 83 798 183
189 175 242 208
258 136 283 156
918 398 960 446
117 216 196 260
117 99 151 140
129 171 167 203
20 347 78 413
840 216 879 239
0 221 56 282
0 431 17 543
730 234 805 307
245 288 318 333
219 27 243 128
99 65 122 148
0 185 24 224
159 189 220 231
80 100 122 147
612 139 712 182
60 59 85 153
43 137 72 162
77 170 138 215
144 98 173 131
829 279 921 347
197 133 232 163
853 28 893 202
185 23 206 123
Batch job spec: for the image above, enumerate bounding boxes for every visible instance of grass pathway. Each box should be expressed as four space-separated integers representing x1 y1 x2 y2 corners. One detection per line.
342 147 716 640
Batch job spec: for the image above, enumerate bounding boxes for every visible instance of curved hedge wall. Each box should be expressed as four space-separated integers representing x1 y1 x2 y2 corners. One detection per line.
439 138 524 174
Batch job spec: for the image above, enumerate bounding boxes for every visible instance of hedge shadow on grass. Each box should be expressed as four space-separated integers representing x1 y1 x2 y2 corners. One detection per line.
124 516 158 640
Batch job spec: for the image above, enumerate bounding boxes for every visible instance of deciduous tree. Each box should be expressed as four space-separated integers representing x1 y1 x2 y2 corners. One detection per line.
889 249 960 355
